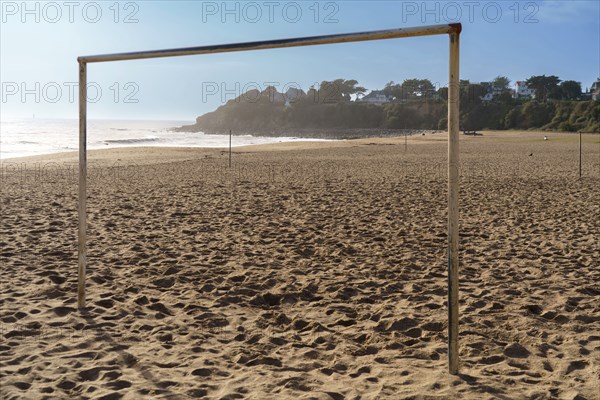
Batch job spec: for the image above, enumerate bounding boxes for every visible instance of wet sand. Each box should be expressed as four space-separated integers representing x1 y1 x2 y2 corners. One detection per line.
1 131 599 399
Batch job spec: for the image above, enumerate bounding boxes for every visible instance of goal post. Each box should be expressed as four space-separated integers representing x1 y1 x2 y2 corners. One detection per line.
77 23 462 374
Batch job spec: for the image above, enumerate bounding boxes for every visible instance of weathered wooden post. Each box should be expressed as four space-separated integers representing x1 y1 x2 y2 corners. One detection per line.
78 61 87 309
447 26 461 375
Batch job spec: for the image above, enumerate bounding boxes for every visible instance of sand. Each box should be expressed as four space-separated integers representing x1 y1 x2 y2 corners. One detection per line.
1 131 599 399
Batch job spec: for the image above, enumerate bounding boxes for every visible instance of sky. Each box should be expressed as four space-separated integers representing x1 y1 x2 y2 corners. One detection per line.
1 0 599 121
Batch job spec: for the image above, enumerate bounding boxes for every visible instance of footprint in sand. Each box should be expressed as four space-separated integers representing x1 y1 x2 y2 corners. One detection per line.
565 360 588 375
503 343 530 358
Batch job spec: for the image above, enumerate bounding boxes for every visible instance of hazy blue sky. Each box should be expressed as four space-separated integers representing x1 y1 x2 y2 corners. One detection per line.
1 0 598 120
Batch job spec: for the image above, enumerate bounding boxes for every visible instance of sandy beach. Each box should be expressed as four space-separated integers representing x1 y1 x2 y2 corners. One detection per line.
1 131 599 399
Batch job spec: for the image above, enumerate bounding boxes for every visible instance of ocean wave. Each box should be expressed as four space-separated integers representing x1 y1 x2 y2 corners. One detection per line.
102 137 160 145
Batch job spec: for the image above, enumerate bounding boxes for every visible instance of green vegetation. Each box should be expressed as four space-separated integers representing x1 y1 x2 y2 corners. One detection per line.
181 77 600 135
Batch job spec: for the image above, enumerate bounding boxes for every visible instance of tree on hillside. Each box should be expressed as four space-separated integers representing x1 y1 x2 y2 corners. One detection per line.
438 87 448 100
337 79 367 100
495 90 514 105
318 79 366 103
492 76 511 91
261 85 280 103
388 83 405 100
461 83 486 107
318 81 343 104
399 79 436 100
399 79 418 99
526 75 561 101
560 80 582 100
383 81 396 98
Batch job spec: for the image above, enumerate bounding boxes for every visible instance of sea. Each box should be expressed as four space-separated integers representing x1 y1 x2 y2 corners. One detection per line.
0 118 330 159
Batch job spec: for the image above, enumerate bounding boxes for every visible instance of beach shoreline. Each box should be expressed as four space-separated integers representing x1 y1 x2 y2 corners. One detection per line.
4 129 596 161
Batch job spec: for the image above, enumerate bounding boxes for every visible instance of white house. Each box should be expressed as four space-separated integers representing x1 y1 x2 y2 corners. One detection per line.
479 81 511 102
358 90 393 105
513 81 535 99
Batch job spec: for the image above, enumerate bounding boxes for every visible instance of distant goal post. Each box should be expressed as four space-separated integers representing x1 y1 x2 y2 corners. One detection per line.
77 23 461 373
